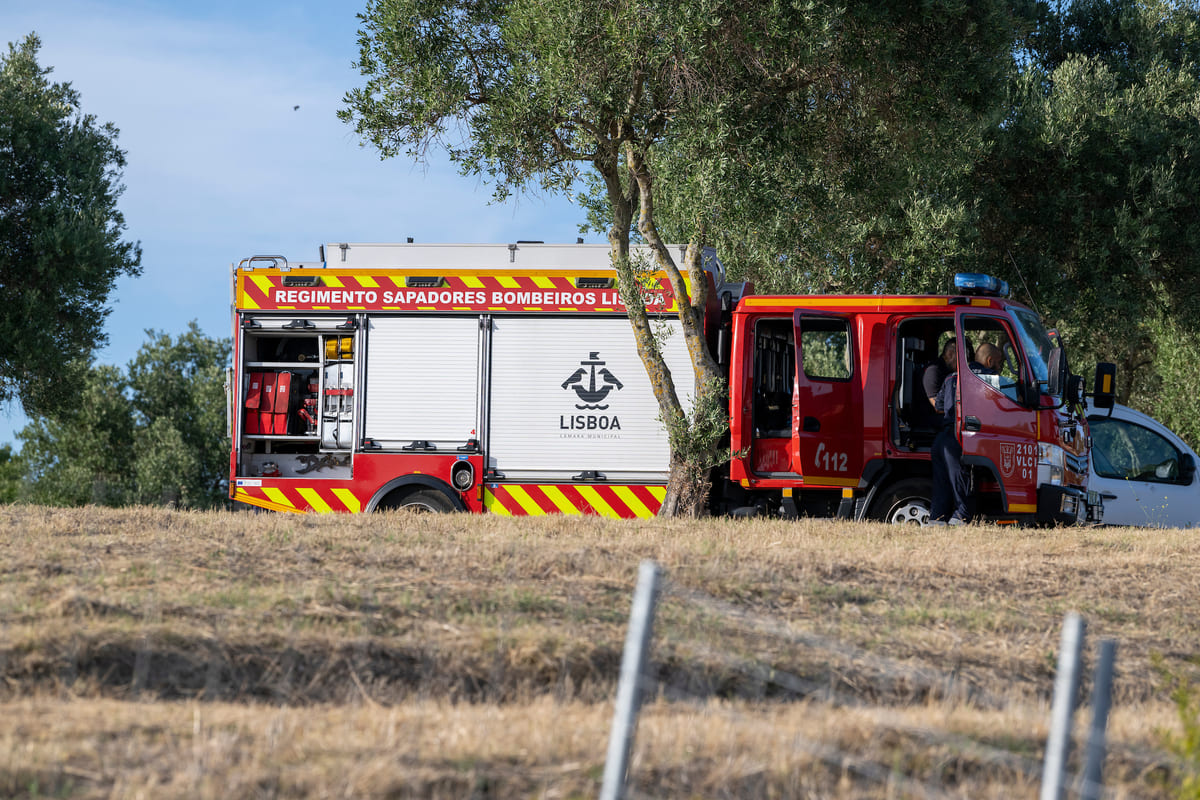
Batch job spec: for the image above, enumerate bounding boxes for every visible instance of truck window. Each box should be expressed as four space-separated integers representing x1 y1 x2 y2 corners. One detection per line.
800 317 851 381
961 316 1024 401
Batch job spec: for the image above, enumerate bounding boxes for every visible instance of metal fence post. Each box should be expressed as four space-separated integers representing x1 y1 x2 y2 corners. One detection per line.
1080 639 1117 800
1041 612 1086 800
600 560 662 800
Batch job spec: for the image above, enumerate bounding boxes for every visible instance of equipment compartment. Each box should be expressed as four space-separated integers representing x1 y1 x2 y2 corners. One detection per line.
236 325 358 478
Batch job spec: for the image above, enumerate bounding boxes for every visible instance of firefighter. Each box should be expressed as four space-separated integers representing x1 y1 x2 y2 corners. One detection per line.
929 343 1003 525
923 338 957 410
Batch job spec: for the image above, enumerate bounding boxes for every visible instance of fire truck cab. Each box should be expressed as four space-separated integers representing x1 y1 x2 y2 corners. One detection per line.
725 274 1114 525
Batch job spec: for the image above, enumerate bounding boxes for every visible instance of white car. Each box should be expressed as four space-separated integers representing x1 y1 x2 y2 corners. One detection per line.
1086 402 1200 528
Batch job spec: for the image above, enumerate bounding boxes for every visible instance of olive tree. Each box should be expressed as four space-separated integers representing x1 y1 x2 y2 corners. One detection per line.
0 34 141 416
343 0 1018 514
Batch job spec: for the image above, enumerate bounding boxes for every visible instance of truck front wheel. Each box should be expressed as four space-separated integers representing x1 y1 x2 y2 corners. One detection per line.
378 488 457 513
869 478 933 525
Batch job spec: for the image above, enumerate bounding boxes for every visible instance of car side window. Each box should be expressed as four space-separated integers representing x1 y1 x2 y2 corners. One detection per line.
1089 416 1185 484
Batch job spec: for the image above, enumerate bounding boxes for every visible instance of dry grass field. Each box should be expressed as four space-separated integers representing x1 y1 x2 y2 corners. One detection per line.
1 504 1198 798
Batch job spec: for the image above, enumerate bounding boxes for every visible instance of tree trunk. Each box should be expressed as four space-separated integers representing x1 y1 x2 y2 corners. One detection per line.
596 134 729 518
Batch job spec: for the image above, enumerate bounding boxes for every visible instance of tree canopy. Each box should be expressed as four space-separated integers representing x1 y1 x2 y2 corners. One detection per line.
968 0 1200 421
18 323 231 509
0 34 142 416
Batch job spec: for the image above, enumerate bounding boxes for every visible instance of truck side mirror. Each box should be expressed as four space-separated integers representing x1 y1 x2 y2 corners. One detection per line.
1021 378 1040 408
1047 347 1065 396
1092 362 1117 410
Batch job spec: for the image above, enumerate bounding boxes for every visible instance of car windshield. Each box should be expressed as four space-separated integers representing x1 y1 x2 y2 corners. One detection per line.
1011 308 1059 389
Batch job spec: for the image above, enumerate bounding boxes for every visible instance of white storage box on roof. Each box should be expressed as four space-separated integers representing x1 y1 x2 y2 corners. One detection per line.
324 242 669 271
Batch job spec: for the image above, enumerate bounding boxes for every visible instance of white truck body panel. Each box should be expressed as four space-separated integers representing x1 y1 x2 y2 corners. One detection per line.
487 317 692 481
363 316 481 448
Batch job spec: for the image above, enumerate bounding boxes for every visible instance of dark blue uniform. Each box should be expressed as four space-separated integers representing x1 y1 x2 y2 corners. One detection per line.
930 377 969 523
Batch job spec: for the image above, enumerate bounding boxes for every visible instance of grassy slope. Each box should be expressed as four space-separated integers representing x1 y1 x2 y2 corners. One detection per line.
1 504 1196 798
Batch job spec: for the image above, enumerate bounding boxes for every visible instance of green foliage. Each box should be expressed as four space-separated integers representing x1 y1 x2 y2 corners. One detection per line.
1129 315 1200 452
17 323 231 509
648 1 1025 296
1155 655 1200 799
0 444 22 503
973 0 1200 409
0 34 142 416
127 323 231 507
19 365 136 506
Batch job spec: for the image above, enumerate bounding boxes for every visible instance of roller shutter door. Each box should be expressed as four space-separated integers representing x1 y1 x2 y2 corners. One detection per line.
363 316 481 448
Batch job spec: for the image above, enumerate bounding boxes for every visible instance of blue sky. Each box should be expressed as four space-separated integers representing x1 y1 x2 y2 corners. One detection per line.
3 0 588 447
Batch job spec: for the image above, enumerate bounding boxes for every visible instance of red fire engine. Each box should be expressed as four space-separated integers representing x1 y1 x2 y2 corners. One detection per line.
229 242 1114 524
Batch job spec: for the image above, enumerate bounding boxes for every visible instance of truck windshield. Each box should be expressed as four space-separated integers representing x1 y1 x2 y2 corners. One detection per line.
1011 308 1060 390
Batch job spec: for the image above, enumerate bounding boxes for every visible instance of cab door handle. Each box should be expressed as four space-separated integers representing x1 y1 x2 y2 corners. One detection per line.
964 416 981 432
802 416 820 432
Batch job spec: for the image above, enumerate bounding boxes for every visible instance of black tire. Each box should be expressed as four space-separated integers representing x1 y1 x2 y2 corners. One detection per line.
381 488 456 513
868 477 934 525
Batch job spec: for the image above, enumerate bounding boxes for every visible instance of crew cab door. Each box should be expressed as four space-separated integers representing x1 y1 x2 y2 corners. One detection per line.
954 310 1039 513
790 310 863 486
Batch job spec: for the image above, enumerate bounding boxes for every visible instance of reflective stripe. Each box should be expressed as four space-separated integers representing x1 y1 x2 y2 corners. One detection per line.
234 485 366 514
234 489 300 513
263 487 293 508
483 490 512 516
541 485 583 515
297 487 332 513
332 488 361 513
505 485 548 516
576 485 618 517
613 485 653 518
483 484 664 518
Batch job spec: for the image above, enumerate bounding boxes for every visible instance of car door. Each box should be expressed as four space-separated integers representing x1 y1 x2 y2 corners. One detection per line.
789 310 863 487
954 310 1039 513
1088 407 1200 527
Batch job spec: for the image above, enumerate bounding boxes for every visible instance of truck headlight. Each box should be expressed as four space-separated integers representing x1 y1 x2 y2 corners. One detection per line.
1038 443 1066 486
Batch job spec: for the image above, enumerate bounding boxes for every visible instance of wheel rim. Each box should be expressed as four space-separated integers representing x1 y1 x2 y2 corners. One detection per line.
886 498 930 525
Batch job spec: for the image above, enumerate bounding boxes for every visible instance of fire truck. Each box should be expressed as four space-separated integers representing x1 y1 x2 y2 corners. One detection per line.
229 242 1114 524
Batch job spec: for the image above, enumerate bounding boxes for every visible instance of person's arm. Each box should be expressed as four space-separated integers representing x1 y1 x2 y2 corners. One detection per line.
922 366 941 407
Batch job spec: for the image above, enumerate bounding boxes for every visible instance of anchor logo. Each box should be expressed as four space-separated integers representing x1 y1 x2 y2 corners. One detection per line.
562 352 624 409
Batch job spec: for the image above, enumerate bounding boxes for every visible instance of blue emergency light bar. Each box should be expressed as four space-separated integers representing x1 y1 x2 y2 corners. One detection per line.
954 272 1010 298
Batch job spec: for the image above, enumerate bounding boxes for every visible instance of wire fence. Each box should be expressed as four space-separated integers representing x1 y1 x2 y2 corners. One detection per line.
602 561 1136 800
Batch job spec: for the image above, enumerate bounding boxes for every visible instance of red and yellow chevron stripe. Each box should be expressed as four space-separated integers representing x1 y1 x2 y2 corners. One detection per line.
483 484 666 518
232 484 366 514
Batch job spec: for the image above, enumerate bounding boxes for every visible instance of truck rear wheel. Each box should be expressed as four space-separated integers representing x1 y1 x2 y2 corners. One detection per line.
869 478 933 525
380 488 457 513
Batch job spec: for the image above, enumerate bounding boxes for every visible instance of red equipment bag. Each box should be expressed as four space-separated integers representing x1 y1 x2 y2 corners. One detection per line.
272 371 294 434
244 372 264 434
259 372 277 435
